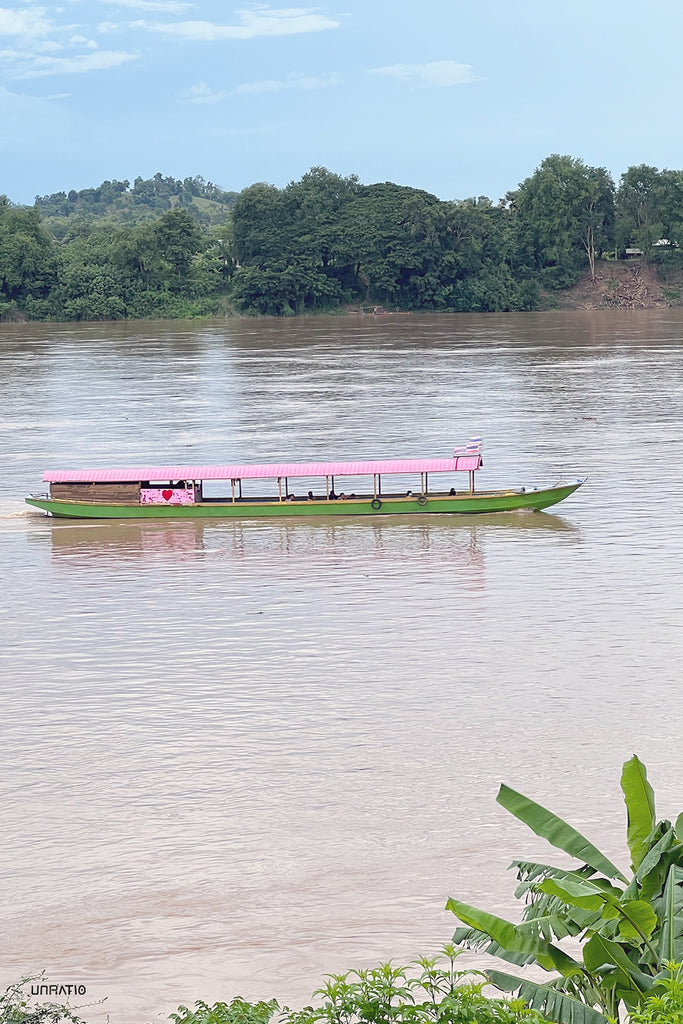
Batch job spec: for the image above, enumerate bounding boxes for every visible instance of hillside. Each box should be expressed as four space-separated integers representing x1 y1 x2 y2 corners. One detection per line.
34 173 237 234
548 259 683 310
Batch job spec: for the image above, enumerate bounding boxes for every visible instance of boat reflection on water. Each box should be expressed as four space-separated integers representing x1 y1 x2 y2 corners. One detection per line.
46 518 208 562
40 510 581 580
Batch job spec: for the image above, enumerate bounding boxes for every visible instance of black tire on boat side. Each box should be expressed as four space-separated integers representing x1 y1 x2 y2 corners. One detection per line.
371 498 382 510
417 496 428 506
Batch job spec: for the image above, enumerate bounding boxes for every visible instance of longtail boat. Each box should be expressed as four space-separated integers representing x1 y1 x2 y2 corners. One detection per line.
25 439 584 520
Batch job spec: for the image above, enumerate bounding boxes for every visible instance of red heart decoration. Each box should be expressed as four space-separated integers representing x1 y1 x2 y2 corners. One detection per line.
162 489 173 501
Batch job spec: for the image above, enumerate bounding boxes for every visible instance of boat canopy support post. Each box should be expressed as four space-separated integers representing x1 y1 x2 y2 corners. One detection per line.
278 477 282 502
469 470 475 494
231 479 236 504
326 476 330 500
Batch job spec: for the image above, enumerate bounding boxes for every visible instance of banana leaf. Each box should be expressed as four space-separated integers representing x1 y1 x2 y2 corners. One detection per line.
617 901 658 942
497 785 628 883
513 873 601 934
676 812 683 841
453 905 585 956
523 896 598 935
512 860 599 900
452 926 537 967
583 933 657 994
486 969 609 1024
517 911 585 943
445 898 583 975
538 876 619 912
635 826 679 906
636 825 677 881
538 877 658 952
658 863 683 963
621 755 656 872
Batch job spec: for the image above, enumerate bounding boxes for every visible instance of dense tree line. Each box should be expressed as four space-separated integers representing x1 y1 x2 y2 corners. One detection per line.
2 156 683 322
0 204 231 321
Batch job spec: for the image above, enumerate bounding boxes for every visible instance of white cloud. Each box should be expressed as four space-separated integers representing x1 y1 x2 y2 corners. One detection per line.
69 34 99 48
97 0 192 11
369 60 480 87
0 4 137 79
0 5 136 79
231 71 339 94
0 6 52 37
179 71 339 103
0 46 27 63
17 48 138 76
180 80 228 104
144 6 339 41
34 39 65 52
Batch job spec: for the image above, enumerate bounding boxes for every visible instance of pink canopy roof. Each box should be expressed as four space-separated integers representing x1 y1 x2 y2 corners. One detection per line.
44 451 482 483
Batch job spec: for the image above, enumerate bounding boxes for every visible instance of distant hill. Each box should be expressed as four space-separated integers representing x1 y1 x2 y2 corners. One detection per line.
34 173 237 235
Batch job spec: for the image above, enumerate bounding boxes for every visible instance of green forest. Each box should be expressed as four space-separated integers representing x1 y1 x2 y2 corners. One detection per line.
2 157 683 321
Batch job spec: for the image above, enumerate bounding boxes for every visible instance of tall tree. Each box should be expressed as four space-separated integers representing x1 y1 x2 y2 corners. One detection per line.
152 209 202 278
231 183 290 264
0 203 56 310
654 169 683 251
615 165 664 253
509 155 615 287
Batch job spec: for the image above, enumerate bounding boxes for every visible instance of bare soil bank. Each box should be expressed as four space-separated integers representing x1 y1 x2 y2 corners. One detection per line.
548 259 683 310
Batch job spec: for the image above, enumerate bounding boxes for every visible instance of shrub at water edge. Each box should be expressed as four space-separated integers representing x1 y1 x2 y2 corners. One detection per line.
167 948 548 1024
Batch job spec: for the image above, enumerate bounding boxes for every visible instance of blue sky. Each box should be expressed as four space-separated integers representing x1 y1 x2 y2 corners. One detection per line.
3 0 683 205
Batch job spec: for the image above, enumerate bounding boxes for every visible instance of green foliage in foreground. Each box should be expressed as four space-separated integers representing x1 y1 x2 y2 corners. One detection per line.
170 995 279 1024
0 975 87 1023
448 756 683 1024
3 951 546 1024
628 962 683 1023
169 948 548 1024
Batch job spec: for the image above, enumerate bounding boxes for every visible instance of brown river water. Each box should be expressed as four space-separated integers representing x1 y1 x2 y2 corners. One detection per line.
2 311 683 1023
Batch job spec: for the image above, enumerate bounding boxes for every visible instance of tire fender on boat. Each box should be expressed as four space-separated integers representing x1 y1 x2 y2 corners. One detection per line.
417 496 428 506
371 498 382 510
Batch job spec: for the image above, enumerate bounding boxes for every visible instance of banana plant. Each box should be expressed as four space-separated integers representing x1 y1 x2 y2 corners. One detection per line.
446 756 683 1024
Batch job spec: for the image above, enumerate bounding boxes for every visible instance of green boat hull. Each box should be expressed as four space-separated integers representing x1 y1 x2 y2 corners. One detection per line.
25 481 583 520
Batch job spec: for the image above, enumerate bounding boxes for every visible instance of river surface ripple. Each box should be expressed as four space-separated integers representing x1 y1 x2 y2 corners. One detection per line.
2 311 683 1023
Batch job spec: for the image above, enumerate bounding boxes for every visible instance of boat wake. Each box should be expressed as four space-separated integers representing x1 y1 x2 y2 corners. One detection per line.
0 507 35 520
